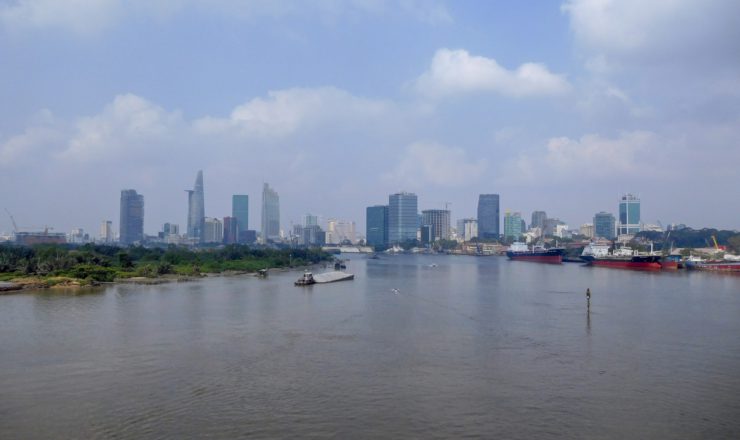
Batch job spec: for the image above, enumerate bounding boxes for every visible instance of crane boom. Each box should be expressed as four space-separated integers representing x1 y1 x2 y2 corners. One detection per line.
4 208 18 233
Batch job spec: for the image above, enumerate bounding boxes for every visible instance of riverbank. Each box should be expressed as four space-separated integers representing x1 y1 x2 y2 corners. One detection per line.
0 262 329 295
0 244 334 294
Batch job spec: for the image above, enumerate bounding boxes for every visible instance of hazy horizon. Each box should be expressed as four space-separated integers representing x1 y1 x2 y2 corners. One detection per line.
2 1 739 236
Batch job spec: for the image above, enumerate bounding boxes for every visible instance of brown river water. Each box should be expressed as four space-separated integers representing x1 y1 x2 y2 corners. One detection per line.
1 254 739 439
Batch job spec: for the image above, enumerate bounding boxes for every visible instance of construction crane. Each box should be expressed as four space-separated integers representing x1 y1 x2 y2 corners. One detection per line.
712 235 720 250
443 201 452 212
4 208 18 233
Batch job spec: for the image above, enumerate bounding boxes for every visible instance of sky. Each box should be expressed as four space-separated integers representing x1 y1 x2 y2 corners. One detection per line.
1 0 739 237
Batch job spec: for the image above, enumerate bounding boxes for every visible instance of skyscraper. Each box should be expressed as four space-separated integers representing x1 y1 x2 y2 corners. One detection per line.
186 170 205 242
531 211 547 230
503 211 523 241
594 211 616 239
618 193 641 235
421 209 451 241
223 216 238 244
100 220 113 243
366 205 389 247
119 189 144 245
232 195 249 233
388 192 418 244
261 183 280 243
477 194 500 239
304 214 318 227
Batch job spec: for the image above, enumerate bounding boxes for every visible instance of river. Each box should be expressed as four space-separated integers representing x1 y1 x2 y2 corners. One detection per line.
1 255 739 439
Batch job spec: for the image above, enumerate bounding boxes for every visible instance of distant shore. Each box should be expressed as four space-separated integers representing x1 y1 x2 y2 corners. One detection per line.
0 262 331 295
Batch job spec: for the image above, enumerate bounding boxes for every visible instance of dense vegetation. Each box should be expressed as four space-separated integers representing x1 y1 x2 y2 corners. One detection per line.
0 244 332 284
635 228 740 253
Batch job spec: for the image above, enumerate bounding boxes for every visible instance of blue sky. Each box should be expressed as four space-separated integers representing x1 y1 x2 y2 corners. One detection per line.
1 0 739 236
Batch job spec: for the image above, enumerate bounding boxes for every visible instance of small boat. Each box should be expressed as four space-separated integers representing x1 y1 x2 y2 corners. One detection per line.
334 260 347 270
257 268 268 277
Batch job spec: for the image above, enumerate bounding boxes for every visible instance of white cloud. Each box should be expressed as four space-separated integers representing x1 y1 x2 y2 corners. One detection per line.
384 141 486 187
0 0 120 34
0 124 63 167
502 131 657 184
414 49 571 98
59 94 184 162
562 0 740 64
193 87 390 139
0 0 451 35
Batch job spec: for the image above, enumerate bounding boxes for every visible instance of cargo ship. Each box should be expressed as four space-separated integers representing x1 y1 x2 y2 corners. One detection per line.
580 244 662 270
685 258 740 272
506 242 565 264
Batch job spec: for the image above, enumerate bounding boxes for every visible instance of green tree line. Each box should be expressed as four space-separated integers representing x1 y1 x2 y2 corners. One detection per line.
0 244 331 283
635 228 740 252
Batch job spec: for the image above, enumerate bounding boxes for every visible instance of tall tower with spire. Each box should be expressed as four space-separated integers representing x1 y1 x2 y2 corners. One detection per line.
186 170 205 242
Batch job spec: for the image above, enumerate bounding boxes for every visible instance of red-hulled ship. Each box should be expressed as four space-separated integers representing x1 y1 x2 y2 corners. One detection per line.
660 255 681 270
506 242 565 264
580 244 662 270
685 259 740 272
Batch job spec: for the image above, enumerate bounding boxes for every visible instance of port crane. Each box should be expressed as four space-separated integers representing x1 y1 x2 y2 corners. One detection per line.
4 208 18 233
3 210 54 235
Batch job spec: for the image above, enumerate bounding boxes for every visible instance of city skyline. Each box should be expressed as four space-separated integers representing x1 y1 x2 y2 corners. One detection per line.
2 2 739 235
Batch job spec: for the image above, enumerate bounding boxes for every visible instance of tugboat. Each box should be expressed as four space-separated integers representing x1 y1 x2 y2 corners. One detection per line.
294 272 316 286
506 242 565 264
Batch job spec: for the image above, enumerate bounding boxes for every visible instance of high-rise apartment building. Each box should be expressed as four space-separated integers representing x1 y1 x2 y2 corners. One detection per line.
366 205 389 247
388 192 418 244
203 217 223 243
594 211 616 239
261 183 280 243
100 220 113 243
232 195 249 234
503 211 523 241
618 193 641 235
580 223 595 239
119 189 144 245
456 218 478 242
421 209 451 241
302 225 326 246
531 211 547 230
477 194 500 239
326 219 356 245
186 170 205 242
